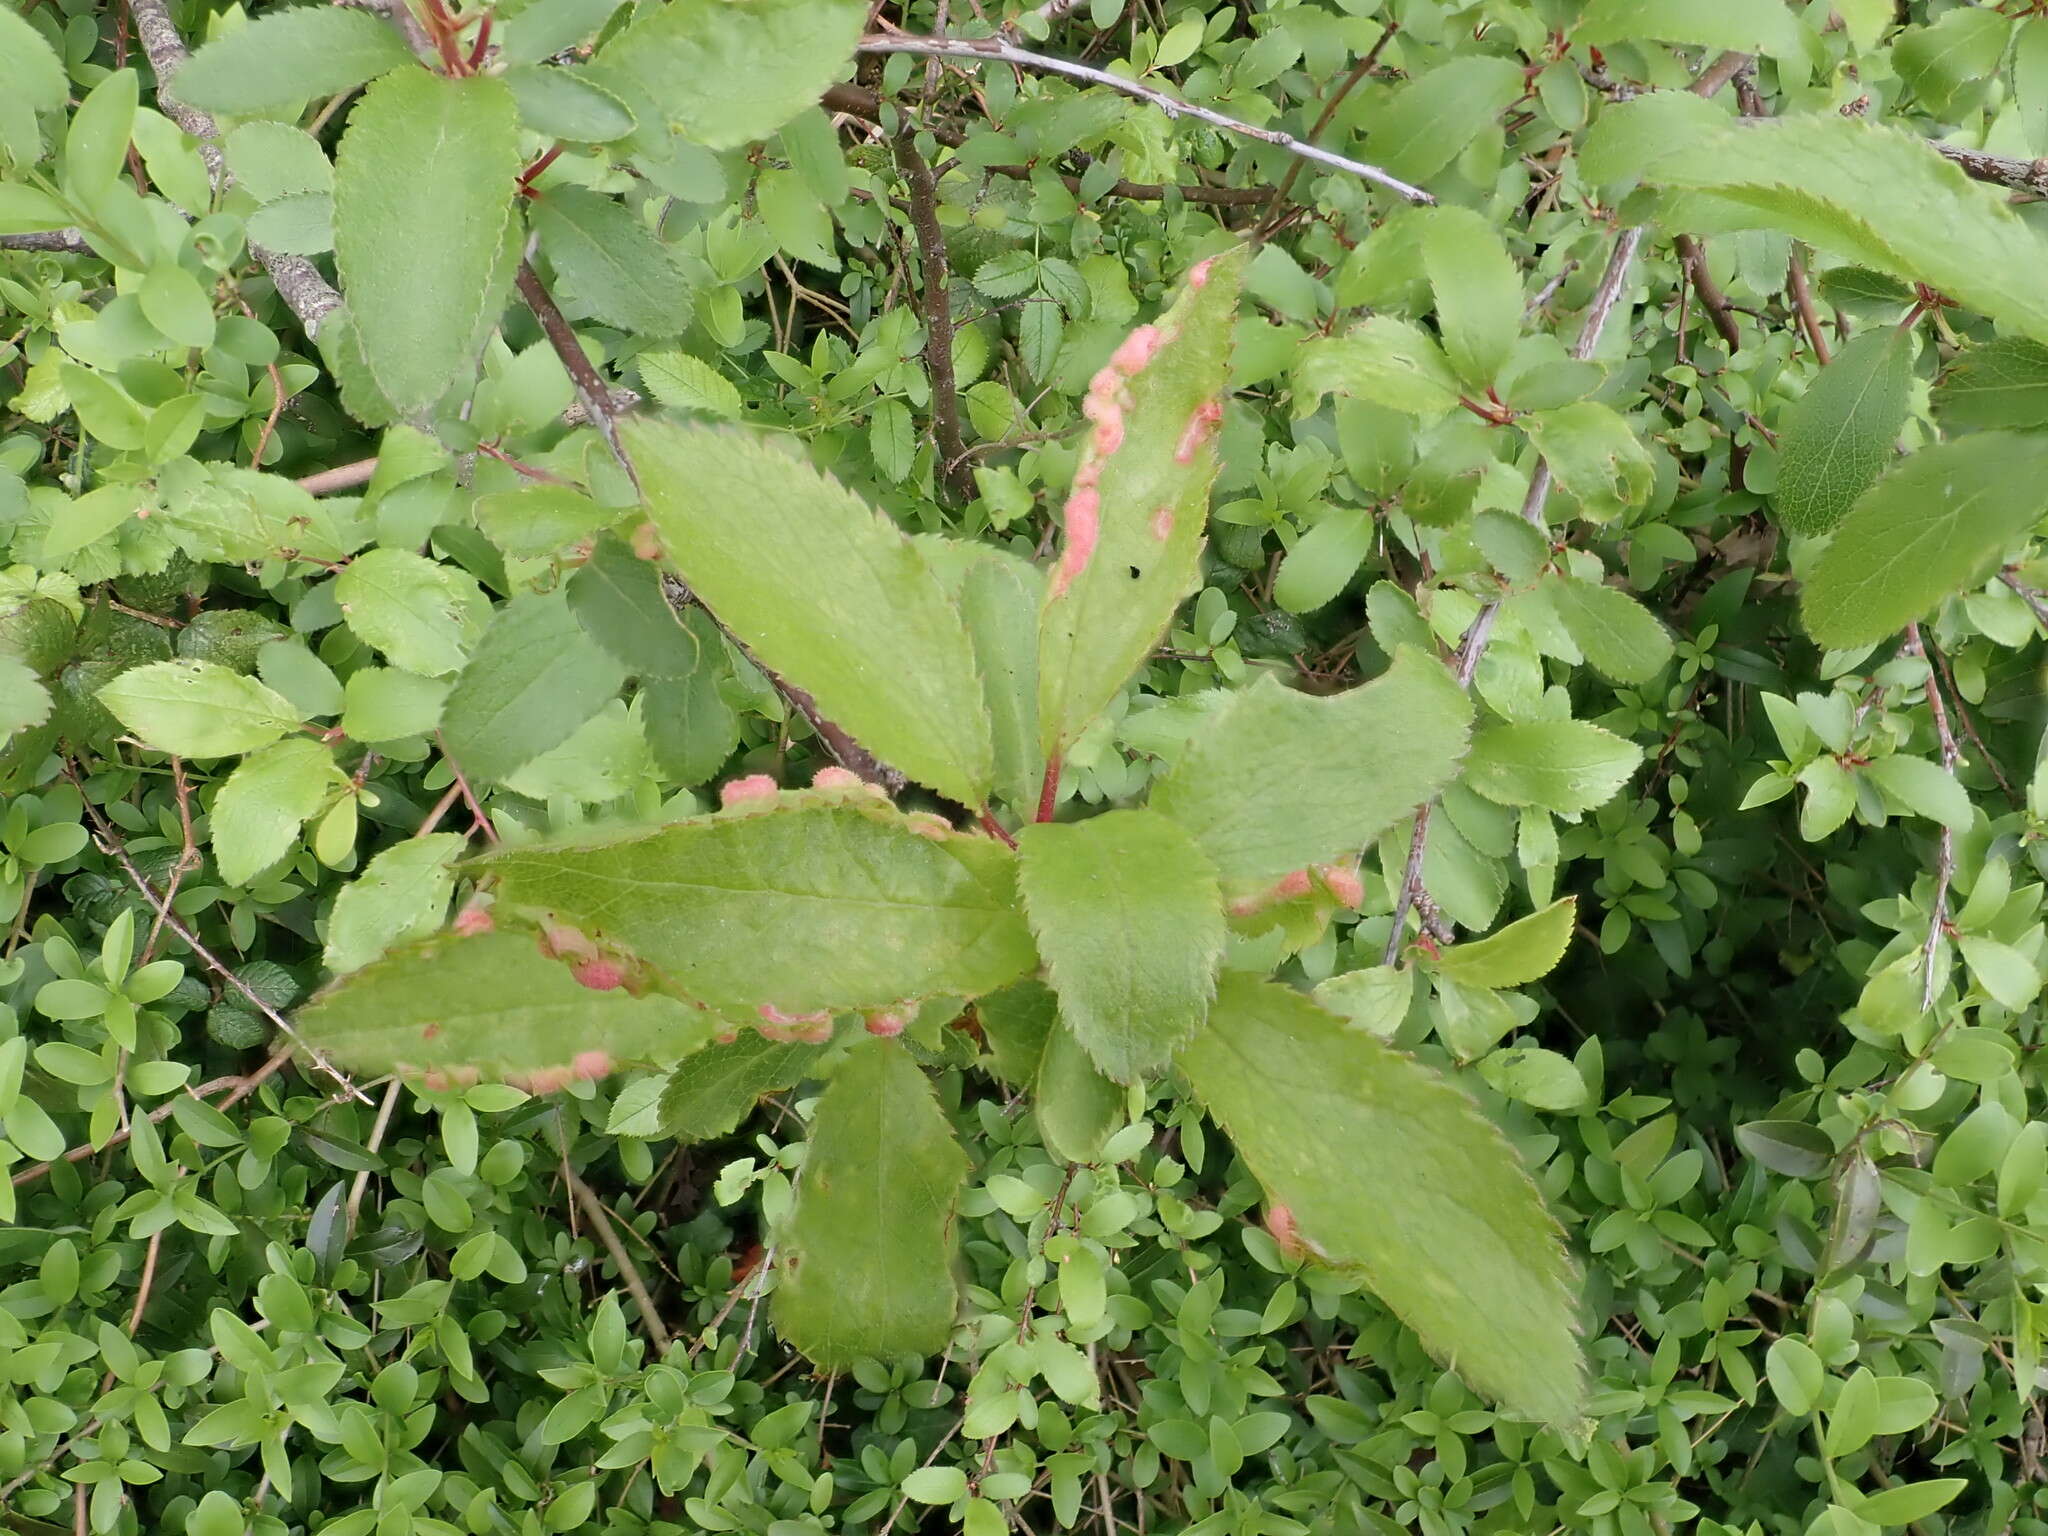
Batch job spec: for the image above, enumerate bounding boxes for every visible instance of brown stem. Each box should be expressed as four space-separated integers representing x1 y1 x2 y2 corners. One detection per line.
2001 570 2048 631
515 259 631 473
1036 757 1062 823
296 457 381 495
566 1163 673 1354
1905 623 1959 1013
1787 250 1832 364
891 130 976 505
1256 23 1395 236
1674 235 1742 353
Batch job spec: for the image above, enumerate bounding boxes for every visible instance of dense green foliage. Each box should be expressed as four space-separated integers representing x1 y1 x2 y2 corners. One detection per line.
7 0 2048 1532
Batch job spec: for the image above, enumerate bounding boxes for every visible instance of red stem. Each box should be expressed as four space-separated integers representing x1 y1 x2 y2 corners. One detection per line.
466 10 493 69
517 144 565 196
978 810 1018 848
1035 758 1062 823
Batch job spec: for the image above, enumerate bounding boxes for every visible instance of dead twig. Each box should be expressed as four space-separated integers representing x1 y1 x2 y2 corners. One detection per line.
891 130 976 504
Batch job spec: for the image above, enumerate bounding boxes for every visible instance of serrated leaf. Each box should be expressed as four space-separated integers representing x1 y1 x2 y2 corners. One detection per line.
0 8 66 115
341 667 448 743
1802 434 2048 649
1015 809 1224 1083
1464 720 1643 815
1933 335 2048 431
0 654 52 742
171 8 414 114
1434 898 1576 989
566 535 699 679
1522 402 1654 519
658 1031 823 1142
298 929 723 1083
1151 649 1471 883
1178 976 1584 1426
598 0 866 150
440 592 628 784
637 349 743 419
1645 116 2048 346
624 419 992 807
324 834 465 974
333 70 521 413
1773 327 1914 537
1358 57 1524 186
1476 1047 1589 1112
162 463 366 566
1039 248 1243 755
505 65 635 143
335 548 490 678
1865 755 1972 830
97 659 302 758
211 737 337 886
225 123 332 202
1295 316 1463 417
1541 574 1673 685
532 187 691 335
1272 506 1373 616
958 552 1045 813
1577 0 1804 58
775 1038 968 1366
1035 1018 1125 1165
474 483 611 560
477 798 1036 1013
1422 206 1522 390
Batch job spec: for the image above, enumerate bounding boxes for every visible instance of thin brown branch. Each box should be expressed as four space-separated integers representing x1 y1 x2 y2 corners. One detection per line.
892 130 976 504
1904 624 1959 1013
1787 250 1832 364
515 258 633 473
1675 234 1742 352
296 457 381 496
11 1051 289 1189
1933 142 2048 198
566 1163 673 1354
1689 50 1754 99
855 33 1435 203
2001 570 2048 631
1257 23 1396 234
345 1078 403 1229
0 229 92 253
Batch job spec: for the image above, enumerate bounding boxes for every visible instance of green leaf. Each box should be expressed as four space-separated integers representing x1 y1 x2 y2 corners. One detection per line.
333 69 521 413
1933 336 2048 431
637 349 745 419
1541 574 1673 685
504 0 627 64
323 834 464 974
224 122 332 202
1358 57 1524 186
566 535 699 679
341 667 449 743
1476 1047 1589 1112
958 552 1045 812
140 261 216 351
1645 116 2048 346
0 8 66 115
1773 327 1915 537
1422 206 1522 390
531 187 692 336
624 419 993 808
97 660 302 758
598 0 866 150
0 653 52 742
1853 1481 1969 1528
1865 755 1971 830
1035 1018 1126 1164
439 592 628 785
775 1038 968 1366
1893 8 2010 119
299 928 724 1083
1433 898 1576 989
505 65 635 143
171 8 414 114
162 464 367 565
63 69 136 204
1521 402 1655 519
1577 0 1805 58
1311 965 1413 1038
1272 506 1373 616
1178 976 1583 1427
211 737 338 885
1802 434 2048 649
901 1467 970 1505
1294 317 1463 417
1039 248 1244 756
335 548 490 678
1016 809 1224 1083
477 796 1037 1013
1151 649 1472 883
656 1031 822 1141
1463 720 1643 815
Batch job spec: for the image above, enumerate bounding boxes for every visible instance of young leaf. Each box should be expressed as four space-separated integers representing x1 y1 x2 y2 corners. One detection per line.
1294 317 1464 417
1272 506 1373 616
1432 898 1576 989
323 834 464 974
1178 976 1584 1427
1802 433 2048 649
478 797 1036 1013
439 592 628 784
1150 648 1472 883
775 1038 969 1366
97 660 302 758
211 737 338 886
1463 720 1643 815
333 69 522 413
334 548 490 678
1541 574 1673 685
657 1032 825 1142
1645 116 2048 345
1015 809 1225 1083
530 187 691 336
298 929 724 1085
623 419 993 807
1773 327 1914 537
598 0 867 150
1039 250 1244 758
171 8 415 114
1422 206 1522 390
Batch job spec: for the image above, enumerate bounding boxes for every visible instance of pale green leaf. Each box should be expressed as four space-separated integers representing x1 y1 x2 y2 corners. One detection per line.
439 592 628 784
1522 402 1655 519
1541 575 1673 685
624 418 992 807
335 548 489 678
341 667 449 743
657 1031 823 1141
1577 0 1805 58
1311 966 1414 1038
478 796 1037 1013
531 187 691 336
298 929 722 1083
474 483 612 560
1865 755 1972 830
1802 434 2048 649
505 65 635 143
1272 506 1373 616
1773 326 1914 537
224 122 332 202
0 654 52 742
1358 57 1524 186
504 0 627 64
1016 809 1224 1083
1294 317 1463 417
1422 206 1522 390
1933 336 2048 431
333 70 521 413
98 659 302 758
775 1037 968 1365
211 737 337 886
1178 977 1584 1426
1476 1046 1589 1112
1039 248 1244 756
1151 648 1472 883
0 8 67 114
958 552 1045 813
598 0 866 150
1464 720 1643 815
323 834 465 974
1434 898 1577 989
171 8 414 114
637 349 744 419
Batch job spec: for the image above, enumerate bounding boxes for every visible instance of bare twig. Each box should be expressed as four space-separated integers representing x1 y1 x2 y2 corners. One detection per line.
0 229 92 253
1675 234 1742 353
296 457 382 496
1689 50 1754 100
1384 226 1644 964
344 1077 403 1230
127 0 343 337
566 1163 673 1354
515 259 633 473
891 130 976 504
1787 250 1832 364
8 1056 284 1189
1256 24 1396 235
1904 623 1959 1013
855 34 1435 203
2001 570 2048 631
1933 142 2048 199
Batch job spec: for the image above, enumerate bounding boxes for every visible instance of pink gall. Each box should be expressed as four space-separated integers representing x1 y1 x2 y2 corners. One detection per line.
720 773 779 808
1315 864 1366 910
1174 399 1224 464
452 903 494 936
1149 505 1174 541
1109 324 1163 375
1049 488 1101 599
571 1050 613 1081
865 1010 907 1038
571 957 627 992
812 765 862 790
1187 256 1215 289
